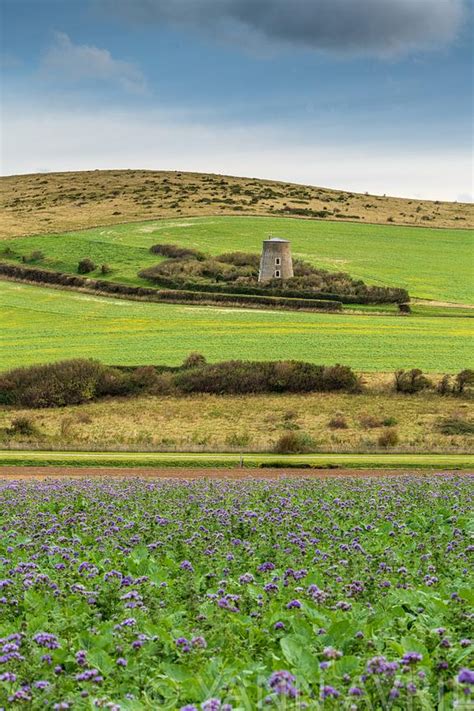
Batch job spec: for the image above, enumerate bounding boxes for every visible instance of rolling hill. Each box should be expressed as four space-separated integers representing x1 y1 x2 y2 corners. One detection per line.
1 169 473 239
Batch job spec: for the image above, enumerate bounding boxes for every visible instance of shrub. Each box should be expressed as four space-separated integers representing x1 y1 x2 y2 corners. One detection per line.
173 360 359 395
0 359 109 408
22 250 45 263
182 352 207 369
7 416 39 437
454 369 474 394
77 258 96 274
377 428 399 448
101 263 112 275
359 413 382 429
438 416 474 435
328 413 348 429
394 369 431 394
216 252 260 268
149 243 205 260
273 431 315 454
382 416 398 427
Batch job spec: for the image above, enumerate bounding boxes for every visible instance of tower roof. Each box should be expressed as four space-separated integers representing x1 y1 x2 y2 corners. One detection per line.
264 236 289 243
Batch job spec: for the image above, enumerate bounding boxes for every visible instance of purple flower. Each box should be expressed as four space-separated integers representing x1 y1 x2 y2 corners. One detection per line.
349 687 363 696
180 561 194 572
268 670 298 697
33 632 60 649
321 685 340 699
274 621 285 630
402 652 423 665
286 599 302 609
239 573 254 584
458 669 474 685
117 657 127 666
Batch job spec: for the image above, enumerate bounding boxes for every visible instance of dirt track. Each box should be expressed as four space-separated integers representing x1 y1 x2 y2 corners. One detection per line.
1 467 471 480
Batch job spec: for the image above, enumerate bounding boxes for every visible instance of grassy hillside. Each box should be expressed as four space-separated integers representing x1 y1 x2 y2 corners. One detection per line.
2 389 472 455
1 280 471 372
1 169 472 239
2 216 473 303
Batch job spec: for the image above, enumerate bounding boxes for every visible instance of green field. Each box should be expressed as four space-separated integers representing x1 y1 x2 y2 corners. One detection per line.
1 280 472 372
3 216 473 303
0 449 473 469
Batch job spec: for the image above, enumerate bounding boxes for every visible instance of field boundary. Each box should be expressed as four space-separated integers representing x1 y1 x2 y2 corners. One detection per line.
1 450 473 470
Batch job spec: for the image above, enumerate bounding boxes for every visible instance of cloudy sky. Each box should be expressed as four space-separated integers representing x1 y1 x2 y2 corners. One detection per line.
1 0 472 200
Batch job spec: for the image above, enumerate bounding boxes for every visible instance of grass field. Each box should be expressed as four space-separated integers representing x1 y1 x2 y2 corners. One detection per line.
2 389 472 454
0 449 473 469
2 169 473 239
1 280 472 372
3 215 473 303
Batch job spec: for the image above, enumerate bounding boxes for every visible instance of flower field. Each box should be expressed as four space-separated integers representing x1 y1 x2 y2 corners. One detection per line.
0 476 473 709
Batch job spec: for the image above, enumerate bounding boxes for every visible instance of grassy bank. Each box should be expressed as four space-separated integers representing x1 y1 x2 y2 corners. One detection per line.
2 388 473 454
0 450 473 469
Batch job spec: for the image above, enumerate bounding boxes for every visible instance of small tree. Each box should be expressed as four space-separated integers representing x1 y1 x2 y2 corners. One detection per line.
182 352 207 369
394 369 430 394
101 263 112 275
455 369 474 394
78 258 96 274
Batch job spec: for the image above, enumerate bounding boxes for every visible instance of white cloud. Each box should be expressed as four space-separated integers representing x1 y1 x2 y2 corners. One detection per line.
1 102 471 202
39 32 146 93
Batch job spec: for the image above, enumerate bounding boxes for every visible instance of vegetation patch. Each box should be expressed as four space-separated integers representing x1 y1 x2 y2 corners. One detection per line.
0 476 472 708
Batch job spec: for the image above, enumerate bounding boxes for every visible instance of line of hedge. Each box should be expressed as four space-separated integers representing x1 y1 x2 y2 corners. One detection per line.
138 271 408 305
0 358 360 408
0 262 342 312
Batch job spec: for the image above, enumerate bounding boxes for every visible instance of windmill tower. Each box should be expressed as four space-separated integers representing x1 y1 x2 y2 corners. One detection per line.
258 236 294 283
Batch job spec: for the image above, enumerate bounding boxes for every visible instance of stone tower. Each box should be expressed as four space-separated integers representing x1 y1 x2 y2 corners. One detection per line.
258 236 293 283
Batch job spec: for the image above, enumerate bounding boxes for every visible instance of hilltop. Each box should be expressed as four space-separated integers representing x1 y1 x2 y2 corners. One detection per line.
1 169 473 238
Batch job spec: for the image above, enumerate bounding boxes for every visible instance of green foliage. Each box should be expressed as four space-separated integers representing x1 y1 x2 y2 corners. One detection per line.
394 369 431 393
77 257 96 274
438 416 474 435
273 430 316 453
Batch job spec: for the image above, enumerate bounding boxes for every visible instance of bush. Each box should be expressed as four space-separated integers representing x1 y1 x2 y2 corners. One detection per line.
437 375 452 395
394 369 431 394
173 360 359 395
149 243 205 260
438 416 474 435
216 252 260 268
328 413 348 429
7 416 39 437
78 258 96 274
182 352 207 369
273 431 315 454
0 359 109 408
377 428 399 448
101 264 112 275
359 413 382 429
454 369 474 394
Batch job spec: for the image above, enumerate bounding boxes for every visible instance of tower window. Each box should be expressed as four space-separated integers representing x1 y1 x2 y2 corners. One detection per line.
275 257 281 266
274 270 281 278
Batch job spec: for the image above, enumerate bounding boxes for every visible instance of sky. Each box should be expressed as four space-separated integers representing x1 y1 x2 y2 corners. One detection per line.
1 0 473 201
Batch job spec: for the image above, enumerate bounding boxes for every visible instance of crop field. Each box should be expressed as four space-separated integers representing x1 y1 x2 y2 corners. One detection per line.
1 281 472 372
3 216 473 303
0 476 473 709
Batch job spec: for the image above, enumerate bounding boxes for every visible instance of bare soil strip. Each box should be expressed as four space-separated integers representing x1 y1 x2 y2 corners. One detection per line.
1 467 472 480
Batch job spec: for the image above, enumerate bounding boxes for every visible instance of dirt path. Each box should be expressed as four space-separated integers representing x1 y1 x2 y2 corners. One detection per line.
413 299 474 309
1 467 471 480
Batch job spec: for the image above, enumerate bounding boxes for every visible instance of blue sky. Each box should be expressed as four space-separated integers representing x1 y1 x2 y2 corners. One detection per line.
1 0 472 200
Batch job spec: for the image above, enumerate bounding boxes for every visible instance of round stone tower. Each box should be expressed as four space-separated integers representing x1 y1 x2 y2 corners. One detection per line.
258 236 294 283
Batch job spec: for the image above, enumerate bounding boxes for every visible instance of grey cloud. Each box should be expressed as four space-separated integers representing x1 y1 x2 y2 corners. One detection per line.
103 0 467 56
